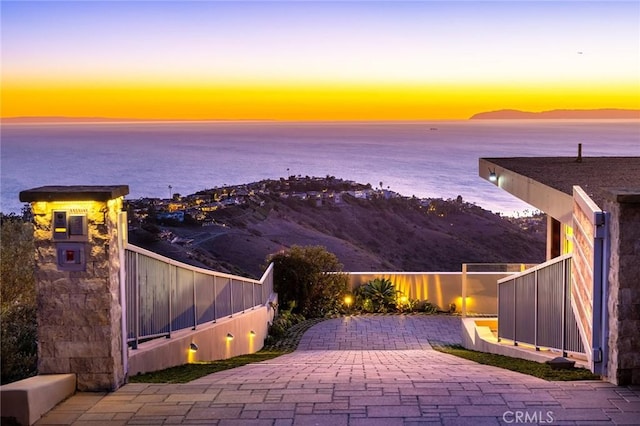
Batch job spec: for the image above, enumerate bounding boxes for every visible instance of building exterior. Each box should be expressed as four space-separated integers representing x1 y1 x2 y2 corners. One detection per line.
479 156 640 385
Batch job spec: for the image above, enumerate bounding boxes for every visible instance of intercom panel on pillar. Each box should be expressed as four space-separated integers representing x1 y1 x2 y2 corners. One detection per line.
52 209 88 271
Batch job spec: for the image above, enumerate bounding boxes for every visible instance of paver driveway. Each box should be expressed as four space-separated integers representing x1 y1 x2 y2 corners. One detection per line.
36 315 640 425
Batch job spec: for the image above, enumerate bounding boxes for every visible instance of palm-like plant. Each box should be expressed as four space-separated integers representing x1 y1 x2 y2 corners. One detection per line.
357 278 398 313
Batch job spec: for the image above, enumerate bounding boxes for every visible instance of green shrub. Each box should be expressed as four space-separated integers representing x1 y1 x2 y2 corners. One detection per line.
1 214 37 384
1 304 37 384
353 278 441 315
357 297 374 313
421 301 439 314
264 302 307 347
356 278 398 313
267 245 349 318
267 302 305 339
396 294 420 313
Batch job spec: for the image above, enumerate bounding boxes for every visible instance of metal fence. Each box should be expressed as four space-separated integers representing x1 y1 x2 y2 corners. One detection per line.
497 254 585 356
125 244 274 349
461 263 536 317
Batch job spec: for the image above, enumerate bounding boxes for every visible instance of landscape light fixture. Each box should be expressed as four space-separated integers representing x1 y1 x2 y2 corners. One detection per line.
344 295 353 307
189 342 199 352
250 330 256 336
226 332 234 341
488 168 497 182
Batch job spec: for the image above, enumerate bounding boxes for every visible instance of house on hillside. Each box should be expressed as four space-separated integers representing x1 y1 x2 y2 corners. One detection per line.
347 189 371 200
290 192 308 200
157 210 185 222
479 155 640 385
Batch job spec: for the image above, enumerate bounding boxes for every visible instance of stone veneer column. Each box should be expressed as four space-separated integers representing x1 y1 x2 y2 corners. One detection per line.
604 189 640 385
19 185 129 391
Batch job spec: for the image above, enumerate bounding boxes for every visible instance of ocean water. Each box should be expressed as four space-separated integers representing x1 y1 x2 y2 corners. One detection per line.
1 120 638 215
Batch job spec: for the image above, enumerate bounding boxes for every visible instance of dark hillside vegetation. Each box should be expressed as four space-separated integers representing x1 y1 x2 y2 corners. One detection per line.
0 214 37 384
130 192 546 279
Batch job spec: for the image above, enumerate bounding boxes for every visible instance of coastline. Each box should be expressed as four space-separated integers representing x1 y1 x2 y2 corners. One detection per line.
3 120 637 216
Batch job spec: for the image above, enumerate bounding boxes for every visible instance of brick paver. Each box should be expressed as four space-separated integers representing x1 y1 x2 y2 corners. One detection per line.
35 315 640 425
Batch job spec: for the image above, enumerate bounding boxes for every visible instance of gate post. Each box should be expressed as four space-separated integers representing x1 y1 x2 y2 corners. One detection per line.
604 190 640 385
19 185 129 391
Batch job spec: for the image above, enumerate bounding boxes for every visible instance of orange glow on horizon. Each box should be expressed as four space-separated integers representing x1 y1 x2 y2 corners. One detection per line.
2 80 638 121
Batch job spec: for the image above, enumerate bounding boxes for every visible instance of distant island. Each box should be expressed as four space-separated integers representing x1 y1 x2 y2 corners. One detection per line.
470 108 640 120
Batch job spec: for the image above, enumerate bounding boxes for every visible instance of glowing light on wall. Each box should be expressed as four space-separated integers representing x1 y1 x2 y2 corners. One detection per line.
187 341 198 363
455 296 473 313
35 200 101 213
489 168 498 183
434 275 444 308
564 225 574 254
225 333 234 359
249 330 256 353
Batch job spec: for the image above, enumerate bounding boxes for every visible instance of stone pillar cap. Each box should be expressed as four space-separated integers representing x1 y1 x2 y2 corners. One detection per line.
19 185 129 202
604 188 640 204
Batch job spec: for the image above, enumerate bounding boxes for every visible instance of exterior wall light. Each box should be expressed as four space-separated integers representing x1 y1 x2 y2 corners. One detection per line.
226 333 234 341
488 168 498 182
189 342 199 352
249 330 256 336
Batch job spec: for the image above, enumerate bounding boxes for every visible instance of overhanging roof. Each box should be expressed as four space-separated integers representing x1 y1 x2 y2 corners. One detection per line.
20 185 130 202
479 157 640 222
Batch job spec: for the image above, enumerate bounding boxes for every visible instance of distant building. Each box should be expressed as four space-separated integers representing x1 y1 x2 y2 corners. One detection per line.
200 202 223 212
348 189 370 199
157 211 185 222
290 192 308 200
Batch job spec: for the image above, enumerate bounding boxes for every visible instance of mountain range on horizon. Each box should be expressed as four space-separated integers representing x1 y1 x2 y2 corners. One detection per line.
469 108 640 120
2 109 639 123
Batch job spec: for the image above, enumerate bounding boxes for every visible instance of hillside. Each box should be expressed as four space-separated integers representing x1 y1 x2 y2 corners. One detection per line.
128 186 546 279
470 108 640 120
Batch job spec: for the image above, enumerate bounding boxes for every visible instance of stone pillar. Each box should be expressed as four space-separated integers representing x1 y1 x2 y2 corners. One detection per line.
604 189 640 385
19 185 129 391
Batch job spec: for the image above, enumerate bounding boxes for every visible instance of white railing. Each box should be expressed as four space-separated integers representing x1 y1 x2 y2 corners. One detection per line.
497 254 585 355
125 244 274 349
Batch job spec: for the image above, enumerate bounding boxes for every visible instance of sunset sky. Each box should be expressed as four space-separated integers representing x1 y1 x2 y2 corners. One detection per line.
2 1 639 121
